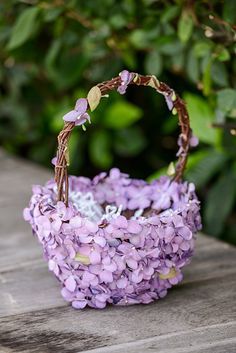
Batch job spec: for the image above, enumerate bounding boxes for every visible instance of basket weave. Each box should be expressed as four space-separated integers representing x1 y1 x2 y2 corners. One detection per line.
24 71 201 309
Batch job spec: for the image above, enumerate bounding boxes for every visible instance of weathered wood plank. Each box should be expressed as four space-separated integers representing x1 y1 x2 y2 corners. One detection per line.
0 272 236 352
1 150 236 353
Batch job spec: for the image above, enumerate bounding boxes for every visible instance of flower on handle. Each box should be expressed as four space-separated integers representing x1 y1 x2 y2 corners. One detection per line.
63 98 91 126
117 70 135 95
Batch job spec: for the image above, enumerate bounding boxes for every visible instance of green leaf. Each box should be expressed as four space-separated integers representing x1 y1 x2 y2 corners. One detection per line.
223 0 236 24
87 86 102 112
211 61 229 87
144 51 163 76
184 93 220 145
8 7 41 49
89 130 112 169
217 89 236 114
185 149 228 188
193 41 212 58
205 170 236 236
160 5 180 23
114 127 146 157
187 49 199 83
177 11 194 43
103 101 142 129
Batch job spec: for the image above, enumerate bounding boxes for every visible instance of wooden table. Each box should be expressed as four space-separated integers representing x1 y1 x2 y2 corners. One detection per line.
0 150 236 353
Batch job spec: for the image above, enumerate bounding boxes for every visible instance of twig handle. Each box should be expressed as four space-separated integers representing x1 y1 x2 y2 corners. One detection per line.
55 73 192 204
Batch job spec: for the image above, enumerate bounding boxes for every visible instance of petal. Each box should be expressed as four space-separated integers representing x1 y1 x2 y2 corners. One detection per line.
99 270 113 283
70 216 82 228
51 156 57 166
119 70 130 83
65 276 76 292
75 113 90 126
117 276 128 289
127 220 142 234
190 135 199 147
90 250 101 265
74 98 88 114
63 110 79 122
178 226 192 240
126 258 138 270
114 215 128 229
72 300 87 309
94 235 106 247
85 220 98 233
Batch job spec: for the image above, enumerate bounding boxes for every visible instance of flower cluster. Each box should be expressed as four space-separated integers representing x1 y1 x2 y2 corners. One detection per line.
24 168 201 309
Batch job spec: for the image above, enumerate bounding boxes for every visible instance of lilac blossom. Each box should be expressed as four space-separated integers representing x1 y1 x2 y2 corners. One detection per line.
63 98 90 126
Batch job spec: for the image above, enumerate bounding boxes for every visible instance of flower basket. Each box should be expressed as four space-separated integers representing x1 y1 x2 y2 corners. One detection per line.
24 71 202 309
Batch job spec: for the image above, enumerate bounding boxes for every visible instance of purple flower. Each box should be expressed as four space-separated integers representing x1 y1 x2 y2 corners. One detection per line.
117 70 135 95
63 98 90 126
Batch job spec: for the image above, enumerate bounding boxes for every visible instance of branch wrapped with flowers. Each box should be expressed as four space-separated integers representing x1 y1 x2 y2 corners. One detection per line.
55 70 197 204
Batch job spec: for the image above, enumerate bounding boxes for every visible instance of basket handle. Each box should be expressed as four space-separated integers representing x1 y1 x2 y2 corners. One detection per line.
55 73 192 204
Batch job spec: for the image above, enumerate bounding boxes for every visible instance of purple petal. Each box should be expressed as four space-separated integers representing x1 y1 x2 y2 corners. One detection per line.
126 258 138 269
165 94 174 111
127 220 142 234
74 98 88 114
120 70 130 83
51 156 57 166
90 250 101 265
117 85 127 95
72 300 87 309
99 270 113 283
178 226 192 240
115 215 128 229
75 113 91 126
117 276 128 288
63 110 79 122
94 235 106 247
65 276 76 292
190 135 199 147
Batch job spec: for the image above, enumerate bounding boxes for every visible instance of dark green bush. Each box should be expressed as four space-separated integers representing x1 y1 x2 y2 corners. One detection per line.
0 0 236 243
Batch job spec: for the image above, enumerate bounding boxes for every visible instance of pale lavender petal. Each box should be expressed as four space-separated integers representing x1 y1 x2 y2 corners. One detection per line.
74 98 88 114
65 276 76 292
72 300 87 309
99 270 113 283
63 110 79 122
90 250 101 265
75 112 91 126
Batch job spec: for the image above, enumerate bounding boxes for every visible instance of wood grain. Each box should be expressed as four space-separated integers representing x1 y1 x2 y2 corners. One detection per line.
0 149 236 353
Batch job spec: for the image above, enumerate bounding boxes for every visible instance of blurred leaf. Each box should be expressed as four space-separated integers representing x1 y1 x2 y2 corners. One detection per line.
184 93 220 145
103 101 142 129
114 127 147 157
217 89 236 114
202 58 212 96
8 7 41 49
193 41 212 58
144 51 163 76
211 61 229 87
185 149 228 188
223 0 236 24
160 5 180 23
177 11 193 43
187 49 199 83
205 170 236 236
129 29 148 49
89 130 112 168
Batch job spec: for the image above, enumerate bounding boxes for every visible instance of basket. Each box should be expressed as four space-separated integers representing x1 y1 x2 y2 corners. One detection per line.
24 71 202 309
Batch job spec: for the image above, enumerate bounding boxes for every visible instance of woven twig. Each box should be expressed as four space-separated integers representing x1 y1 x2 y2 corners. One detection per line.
55 74 191 204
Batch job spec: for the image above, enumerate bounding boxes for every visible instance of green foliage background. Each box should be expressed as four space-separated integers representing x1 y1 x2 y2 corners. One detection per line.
1 0 236 243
